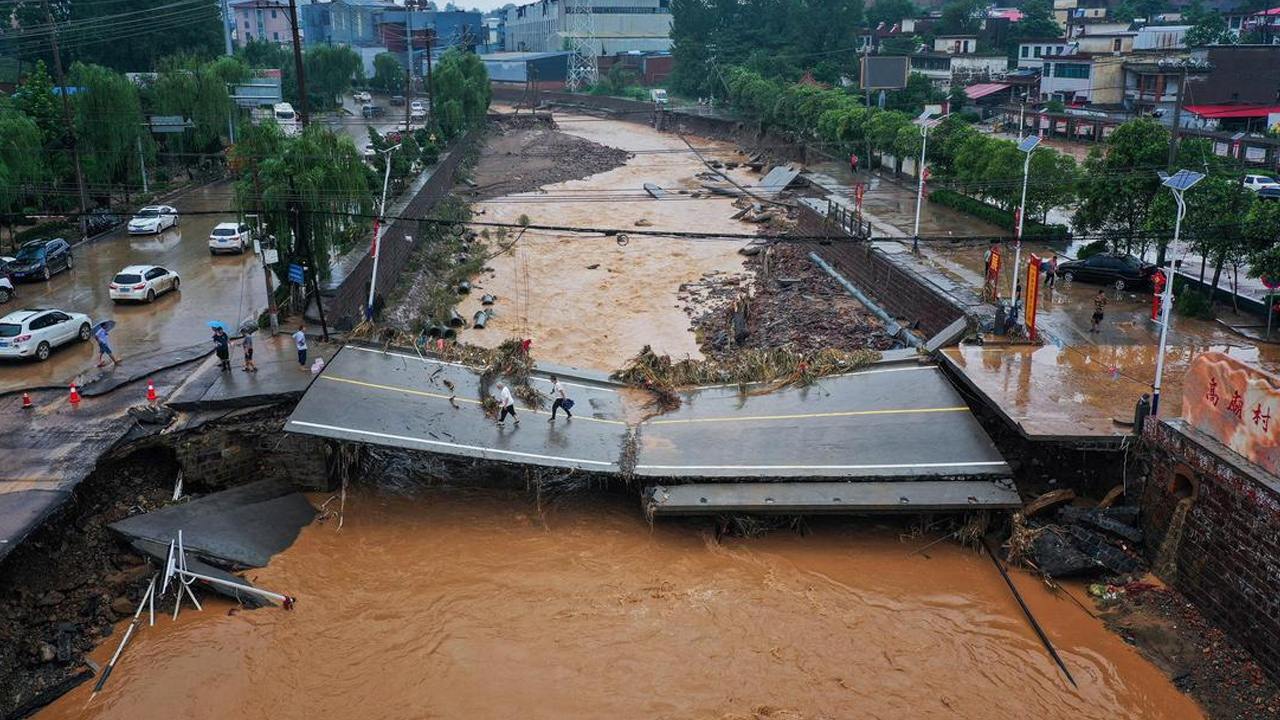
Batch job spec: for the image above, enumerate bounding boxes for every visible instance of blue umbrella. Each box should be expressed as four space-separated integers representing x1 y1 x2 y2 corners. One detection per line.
206 320 227 330
92 320 116 333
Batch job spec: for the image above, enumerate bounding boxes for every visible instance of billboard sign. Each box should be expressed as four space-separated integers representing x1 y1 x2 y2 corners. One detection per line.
860 56 909 90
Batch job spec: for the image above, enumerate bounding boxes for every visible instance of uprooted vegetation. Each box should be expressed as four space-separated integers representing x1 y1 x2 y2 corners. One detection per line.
613 344 881 410
381 195 486 331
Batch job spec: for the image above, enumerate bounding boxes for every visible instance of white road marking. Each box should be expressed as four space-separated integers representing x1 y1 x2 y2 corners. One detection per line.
346 345 616 393
287 420 617 468
636 461 1009 471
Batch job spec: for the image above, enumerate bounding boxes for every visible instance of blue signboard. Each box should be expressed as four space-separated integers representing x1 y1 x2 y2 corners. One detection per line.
288 263 305 285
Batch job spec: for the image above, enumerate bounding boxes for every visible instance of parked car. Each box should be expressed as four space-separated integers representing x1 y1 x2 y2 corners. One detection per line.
7 238 73 282
0 256 14 275
390 95 405 107
109 264 180 303
1259 186 1280 201
0 276 13 304
362 104 386 119
353 90 372 103
0 308 92 362
1243 174 1280 193
128 205 179 234
1056 253 1158 290
363 143 378 162
409 100 427 120
85 208 124 236
208 222 251 254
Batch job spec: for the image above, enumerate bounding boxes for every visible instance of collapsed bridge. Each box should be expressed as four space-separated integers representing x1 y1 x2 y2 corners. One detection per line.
284 342 1019 515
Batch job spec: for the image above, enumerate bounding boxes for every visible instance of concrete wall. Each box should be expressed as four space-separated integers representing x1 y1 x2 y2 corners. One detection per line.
1141 418 1280 683
323 129 479 329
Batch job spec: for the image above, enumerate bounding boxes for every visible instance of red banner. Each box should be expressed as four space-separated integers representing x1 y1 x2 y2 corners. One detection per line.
1151 269 1166 321
1024 254 1041 341
370 220 381 258
982 246 1002 302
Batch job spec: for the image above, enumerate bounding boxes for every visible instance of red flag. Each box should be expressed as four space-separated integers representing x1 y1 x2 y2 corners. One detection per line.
370 220 380 258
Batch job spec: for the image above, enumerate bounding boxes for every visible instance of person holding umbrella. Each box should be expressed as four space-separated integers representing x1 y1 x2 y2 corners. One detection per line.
93 321 119 368
209 322 231 371
239 321 258 373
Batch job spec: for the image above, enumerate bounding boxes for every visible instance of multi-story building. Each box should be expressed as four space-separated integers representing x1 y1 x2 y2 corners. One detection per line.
1037 54 1125 104
301 2 333 46
910 52 1008 88
329 0 396 47
932 35 978 54
502 0 673 55
1015 38 1071 69
231 0 295 47
1133 24 1190 50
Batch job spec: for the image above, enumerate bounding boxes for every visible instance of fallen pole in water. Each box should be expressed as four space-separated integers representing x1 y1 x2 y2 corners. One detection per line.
982 538 1078 689
92 575 156 696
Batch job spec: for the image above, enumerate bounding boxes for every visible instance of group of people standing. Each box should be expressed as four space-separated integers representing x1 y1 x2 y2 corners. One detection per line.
209 323 312 373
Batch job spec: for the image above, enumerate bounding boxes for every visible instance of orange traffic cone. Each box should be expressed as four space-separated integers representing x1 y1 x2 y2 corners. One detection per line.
21 392 32 409
69 383 81 404
146 379 157 403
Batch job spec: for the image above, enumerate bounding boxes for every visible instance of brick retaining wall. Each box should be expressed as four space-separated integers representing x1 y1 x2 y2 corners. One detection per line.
1141 418 1280 682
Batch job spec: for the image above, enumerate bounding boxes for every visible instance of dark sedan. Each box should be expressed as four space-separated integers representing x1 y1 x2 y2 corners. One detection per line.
1056 253 1158 291
7 238 73 282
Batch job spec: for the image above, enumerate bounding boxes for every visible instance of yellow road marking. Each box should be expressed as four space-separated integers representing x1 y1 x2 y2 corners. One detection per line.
647 406 969 425
322 375 626 425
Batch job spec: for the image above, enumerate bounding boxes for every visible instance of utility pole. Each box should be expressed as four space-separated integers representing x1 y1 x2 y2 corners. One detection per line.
137 136 149 195
287 0 309 128
404 68 412 130
43 0 89 236
1166 66 1186 171
220 0 234 56
250 172 279 334
424 30 434 124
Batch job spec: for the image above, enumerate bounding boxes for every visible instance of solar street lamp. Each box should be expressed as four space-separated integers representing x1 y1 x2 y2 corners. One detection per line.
1151 169 1204 417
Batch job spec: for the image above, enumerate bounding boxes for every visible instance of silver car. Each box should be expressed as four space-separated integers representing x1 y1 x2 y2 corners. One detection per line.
0 308 92 361
128 205 179 234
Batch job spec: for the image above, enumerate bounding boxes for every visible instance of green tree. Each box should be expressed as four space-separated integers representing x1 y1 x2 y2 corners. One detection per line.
240 39 291 70
303 45 364 109
1008 1 1062 50
70 63 145 190
0 106 47 230
371 53 405 94
1244 199 1280 285
148 55 249 158
867 0 919 27
232 123 372 280
1184 0 1233 46
15 61 62 146
1147 175 1253 295
1113 0 1167 22
1074 120 1170 259
938 0 985 35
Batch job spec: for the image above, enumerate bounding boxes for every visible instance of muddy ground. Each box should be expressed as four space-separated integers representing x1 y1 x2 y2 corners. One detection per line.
0 448 176 720
1096 580 1280 720
463 115 632 201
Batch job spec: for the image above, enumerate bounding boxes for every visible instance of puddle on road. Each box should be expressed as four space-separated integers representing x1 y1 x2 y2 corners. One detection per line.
38 488 1203 720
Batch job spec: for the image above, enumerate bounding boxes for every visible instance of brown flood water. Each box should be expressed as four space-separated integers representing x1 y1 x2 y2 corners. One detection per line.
41 488 1202 720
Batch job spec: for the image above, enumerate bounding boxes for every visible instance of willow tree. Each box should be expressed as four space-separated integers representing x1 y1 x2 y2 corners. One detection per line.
232 123 372 280
70 63 146 192
147 55 251 161
0 107 47 240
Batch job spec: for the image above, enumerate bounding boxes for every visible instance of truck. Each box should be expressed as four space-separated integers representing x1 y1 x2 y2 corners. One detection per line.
650 89 668 106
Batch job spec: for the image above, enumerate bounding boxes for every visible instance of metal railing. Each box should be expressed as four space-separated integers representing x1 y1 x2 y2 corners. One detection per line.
826 199 872 240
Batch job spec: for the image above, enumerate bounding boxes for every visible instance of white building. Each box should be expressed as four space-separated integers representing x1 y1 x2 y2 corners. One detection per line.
1015 38 1071 69
502 0 673 55
910 53 1009 88
1134 25 1190 50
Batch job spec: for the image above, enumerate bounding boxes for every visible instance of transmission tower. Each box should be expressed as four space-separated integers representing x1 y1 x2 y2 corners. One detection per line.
564 0 599 90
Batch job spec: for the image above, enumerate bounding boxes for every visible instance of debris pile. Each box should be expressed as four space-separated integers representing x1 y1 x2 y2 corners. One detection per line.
465 118 631 201
686 244 897 359
1009 492 1144 578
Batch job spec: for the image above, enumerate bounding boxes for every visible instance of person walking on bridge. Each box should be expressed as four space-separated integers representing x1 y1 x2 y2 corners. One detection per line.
496 381 520 427
548 375 572 422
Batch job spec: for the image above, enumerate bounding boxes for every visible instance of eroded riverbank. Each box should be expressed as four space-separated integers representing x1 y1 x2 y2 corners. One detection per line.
37 486 1203 720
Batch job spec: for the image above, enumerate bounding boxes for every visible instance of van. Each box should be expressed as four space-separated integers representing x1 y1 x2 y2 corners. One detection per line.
650 89 668 105
273 102 301 137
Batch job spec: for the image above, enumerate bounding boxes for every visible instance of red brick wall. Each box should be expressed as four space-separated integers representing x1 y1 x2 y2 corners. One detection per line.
1141 418 1280 683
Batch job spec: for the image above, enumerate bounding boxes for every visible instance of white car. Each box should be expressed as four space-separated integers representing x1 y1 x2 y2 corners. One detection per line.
1243 174 1280 193
109 265 180 303
0 276 13 304
128 205 179 234
354 91 372 103
0 308 92 361
410 100 427 120
208 222 251 254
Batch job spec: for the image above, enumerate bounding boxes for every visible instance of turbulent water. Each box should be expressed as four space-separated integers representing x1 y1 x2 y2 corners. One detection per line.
41 487 1203 720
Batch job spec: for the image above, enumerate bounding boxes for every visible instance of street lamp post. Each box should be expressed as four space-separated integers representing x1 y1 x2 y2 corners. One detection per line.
911 110 944 255
1151 169 1205 417
1011 135 1040 303
367 143 402 321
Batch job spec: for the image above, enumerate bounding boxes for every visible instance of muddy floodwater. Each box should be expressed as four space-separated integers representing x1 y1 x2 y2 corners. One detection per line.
40 488 1203 720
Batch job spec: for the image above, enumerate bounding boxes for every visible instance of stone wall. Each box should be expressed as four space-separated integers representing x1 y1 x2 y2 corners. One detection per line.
1141 418 1280 682
322 129 479 330
170 410 331 493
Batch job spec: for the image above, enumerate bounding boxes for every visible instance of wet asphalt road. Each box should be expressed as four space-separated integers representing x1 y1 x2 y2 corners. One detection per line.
0 180 266 394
